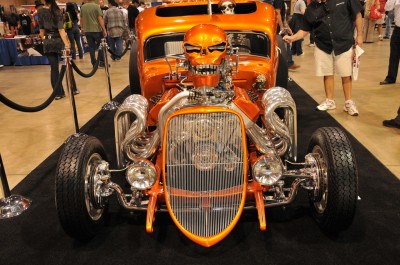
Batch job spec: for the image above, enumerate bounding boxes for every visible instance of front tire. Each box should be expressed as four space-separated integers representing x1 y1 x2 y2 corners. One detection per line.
307 127 358 233
55 135 108 240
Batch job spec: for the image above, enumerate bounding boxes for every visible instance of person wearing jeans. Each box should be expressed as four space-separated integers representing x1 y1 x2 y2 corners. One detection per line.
80 0 107 67
65 2 84 60
103 0 126 61
384 9 395 38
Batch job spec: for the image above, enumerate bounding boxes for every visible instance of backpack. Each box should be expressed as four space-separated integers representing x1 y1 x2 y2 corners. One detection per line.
64 12 72 30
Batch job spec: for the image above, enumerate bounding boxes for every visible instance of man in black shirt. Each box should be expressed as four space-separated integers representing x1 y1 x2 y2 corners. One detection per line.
127 0 139 33
284 0 363 116
267 0 300 70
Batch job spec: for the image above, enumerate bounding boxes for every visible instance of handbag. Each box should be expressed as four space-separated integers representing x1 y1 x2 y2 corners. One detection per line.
369 0 383 20
43 36 63 54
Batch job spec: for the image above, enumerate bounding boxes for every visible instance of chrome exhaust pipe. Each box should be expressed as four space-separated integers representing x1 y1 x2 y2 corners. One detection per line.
262 87 297 161
114 95 153 168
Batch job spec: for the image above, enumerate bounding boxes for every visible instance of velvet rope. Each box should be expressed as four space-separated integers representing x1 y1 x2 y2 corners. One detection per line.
0 65 67 112
70 48 101 78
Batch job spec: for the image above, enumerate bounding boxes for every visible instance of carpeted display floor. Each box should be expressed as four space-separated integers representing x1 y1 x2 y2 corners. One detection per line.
1 81 399 265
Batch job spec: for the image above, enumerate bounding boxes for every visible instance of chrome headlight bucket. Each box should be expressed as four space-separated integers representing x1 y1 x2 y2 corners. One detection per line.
252 155 283 186
126 160 157 190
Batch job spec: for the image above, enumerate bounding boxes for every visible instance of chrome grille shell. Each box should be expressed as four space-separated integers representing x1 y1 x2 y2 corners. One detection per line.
163 107 247 245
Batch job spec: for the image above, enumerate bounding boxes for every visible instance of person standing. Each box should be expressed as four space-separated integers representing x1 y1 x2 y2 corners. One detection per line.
99 0 108 13
65 2 84 60
376 0 387 40
103 0 126 61
363 0 380 43
269 0 300 71
127 0 139 33
18 9 32 35
138 2 146 12
290 0 307 56
80 0 107 67
32 1 44 34
283 0 363 116
38 0 72 100
380 0 400 84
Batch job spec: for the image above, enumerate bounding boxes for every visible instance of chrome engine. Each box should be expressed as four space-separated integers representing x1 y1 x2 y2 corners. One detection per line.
114 86 297 168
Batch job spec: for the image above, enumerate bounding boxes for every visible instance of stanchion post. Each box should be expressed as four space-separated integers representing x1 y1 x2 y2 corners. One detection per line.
62 49 80 134
101 38 120 110
0 154 32 219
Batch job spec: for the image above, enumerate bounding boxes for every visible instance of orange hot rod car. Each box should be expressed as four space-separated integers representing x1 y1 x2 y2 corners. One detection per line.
55 1 358 247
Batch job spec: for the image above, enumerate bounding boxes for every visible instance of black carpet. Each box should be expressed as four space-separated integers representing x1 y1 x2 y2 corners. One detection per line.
1 81 399 265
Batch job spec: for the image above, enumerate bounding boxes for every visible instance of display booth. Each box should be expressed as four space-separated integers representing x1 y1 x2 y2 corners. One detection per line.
0 36 48 66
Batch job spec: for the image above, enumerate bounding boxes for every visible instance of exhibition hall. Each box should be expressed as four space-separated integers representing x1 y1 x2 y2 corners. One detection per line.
0 1 399 264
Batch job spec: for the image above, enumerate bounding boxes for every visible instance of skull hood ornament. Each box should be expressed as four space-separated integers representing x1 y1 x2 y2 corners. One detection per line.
183 24 228 88
219 0 236 15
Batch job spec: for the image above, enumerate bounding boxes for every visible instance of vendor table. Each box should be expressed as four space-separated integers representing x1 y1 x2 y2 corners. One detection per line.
0 37 49 66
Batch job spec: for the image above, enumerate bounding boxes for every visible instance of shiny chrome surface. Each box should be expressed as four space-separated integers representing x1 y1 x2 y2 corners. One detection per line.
262 87 297 161
165 112 245 237
84 153 105 221
114 95 159 168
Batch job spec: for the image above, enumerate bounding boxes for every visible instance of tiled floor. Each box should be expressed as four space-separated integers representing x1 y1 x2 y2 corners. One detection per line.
0 35 399 199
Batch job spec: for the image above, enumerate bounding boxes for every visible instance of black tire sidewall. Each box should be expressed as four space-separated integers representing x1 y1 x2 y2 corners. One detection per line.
307 127 358 233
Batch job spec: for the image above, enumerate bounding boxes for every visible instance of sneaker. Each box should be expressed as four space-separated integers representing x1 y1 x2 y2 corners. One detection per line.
383 36 390 39
343 100 359 116
73 90 80 95
308 43 315 47
383 119 400 129
55 95 65 100
379 35 383 41
288 64 300 71
316 99 336 111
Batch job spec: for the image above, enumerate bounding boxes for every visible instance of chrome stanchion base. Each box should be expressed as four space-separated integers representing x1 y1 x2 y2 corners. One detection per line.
102 101 120 110
0 194 31 219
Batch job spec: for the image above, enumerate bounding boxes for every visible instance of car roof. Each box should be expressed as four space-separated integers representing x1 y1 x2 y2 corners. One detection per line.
136 1 277 42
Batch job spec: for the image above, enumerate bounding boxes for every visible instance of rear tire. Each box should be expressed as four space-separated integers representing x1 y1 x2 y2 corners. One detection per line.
55 134 108 240
307 127 358 233
276 35 288 88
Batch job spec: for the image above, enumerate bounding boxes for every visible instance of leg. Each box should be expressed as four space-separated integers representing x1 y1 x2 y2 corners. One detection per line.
395 106 400 123
95 32 104 64
385 27 400 82
287 42 294 67
85 32 97 66
47 53 64 96
324 75 335 99
115 36 123 58
108 37 116 60
73 26 84 59
341 76 352 101
67 31 76 59
378 24 383 40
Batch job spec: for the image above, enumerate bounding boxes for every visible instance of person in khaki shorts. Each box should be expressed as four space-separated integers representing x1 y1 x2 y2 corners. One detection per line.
284 0 363 116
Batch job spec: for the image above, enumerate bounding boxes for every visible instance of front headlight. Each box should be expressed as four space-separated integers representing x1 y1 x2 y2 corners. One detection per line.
126 160 156 190
252 155 282 186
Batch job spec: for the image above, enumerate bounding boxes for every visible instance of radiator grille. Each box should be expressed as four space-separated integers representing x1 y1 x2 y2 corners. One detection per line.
165 112 245 237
